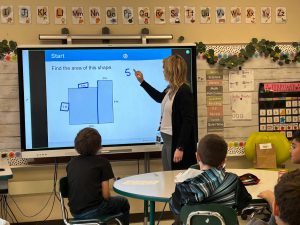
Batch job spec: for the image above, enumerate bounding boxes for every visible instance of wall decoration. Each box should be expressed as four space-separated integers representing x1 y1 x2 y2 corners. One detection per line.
122 6 134 24
154 7 166 24
230 7 241 24
36 6 49 24
54 6 66 24
195 38 300 69
215 7 226 23
106 7 117 25
229 69 254 92
0 39 17 61
245 7 256 23
169 6 181 24
276 7 287 24
138 7 150 24
231 92 252 120
259 82 300 139
200 7 211 24
184 6 195 24
261 7 271 24
89 7 101 24
1 6 14 24
19 6 31 24
206 70 224 132
72 7 84 24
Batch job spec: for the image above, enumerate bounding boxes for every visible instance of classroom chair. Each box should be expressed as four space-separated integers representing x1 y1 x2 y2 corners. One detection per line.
59 176 123 225
180 204 238 225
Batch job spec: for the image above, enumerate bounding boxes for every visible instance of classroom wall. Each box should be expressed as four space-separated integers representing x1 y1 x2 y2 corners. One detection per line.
0 0 299 45
1 0 300 223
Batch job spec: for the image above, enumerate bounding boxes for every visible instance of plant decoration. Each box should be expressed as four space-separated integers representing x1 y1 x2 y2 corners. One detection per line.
195 38 300 69
0 39 17 61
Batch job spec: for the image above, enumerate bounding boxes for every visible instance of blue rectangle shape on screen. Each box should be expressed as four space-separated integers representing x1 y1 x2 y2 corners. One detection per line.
45 48 172 61
97 80 114 123
69 88 98 125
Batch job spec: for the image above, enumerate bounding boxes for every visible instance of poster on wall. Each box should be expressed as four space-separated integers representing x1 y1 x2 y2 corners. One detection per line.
231 92 252 120
215 7 226 23
276 7 287 24
54 6 66 24
200 7 211 24
230 7 241 24
261 7 271 24
19 6 31 24
122 7 134 24
36 6 49 24
184 6 196 23
138 7 150 24
245 7 256 23
72 7 84 24
259 82 300 139
229 70 254 92
169 6 181 24
89 7 101 24
206 70 224 132
154 7 166 24
1 6 14 24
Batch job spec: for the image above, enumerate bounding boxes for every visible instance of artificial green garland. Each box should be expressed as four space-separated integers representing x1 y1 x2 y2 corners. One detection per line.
195 38 300 69
0 39 17 60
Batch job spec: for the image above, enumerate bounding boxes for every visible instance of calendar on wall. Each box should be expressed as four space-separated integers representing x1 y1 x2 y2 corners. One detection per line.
259 82 300 139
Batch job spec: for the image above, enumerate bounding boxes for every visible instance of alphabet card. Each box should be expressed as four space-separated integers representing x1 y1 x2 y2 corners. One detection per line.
230 7 241 23
138 7 150 24
245 7 256 23
216 7 226 23
276 7 287 24
169 6 181 24
72 7 84 24
200 7 211 24
36 6 49 24
106 7 117 24
89 7 101 24
19 6 31 24
261 7 271 23
154 7 166 24
54 6 66 24
184 6 196 23
122 7 134 24
1 6 14 24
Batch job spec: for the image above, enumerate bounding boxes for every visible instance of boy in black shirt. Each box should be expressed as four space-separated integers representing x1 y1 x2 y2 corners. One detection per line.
67 128 130 225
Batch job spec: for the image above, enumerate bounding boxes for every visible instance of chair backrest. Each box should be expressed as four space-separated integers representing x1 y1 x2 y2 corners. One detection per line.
189 164 200 170
180 204 238 225
59 176 69 198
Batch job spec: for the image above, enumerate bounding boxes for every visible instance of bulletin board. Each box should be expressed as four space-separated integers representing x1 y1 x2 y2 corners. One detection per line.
259 82 300 139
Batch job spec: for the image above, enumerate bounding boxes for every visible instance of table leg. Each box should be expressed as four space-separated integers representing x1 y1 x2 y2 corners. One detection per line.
149 201 155 225
144 152 150 173
144 200 148 225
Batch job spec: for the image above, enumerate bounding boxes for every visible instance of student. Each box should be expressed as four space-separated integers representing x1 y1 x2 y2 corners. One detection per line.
66 128 130 225
134 54 197 171
169 134 252 224
247 130 300 225
247 169 300 225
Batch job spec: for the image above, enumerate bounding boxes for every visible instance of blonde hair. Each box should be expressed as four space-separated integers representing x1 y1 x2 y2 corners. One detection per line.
163 54 188 97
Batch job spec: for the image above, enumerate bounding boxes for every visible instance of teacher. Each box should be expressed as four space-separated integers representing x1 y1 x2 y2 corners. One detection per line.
134 54 197 170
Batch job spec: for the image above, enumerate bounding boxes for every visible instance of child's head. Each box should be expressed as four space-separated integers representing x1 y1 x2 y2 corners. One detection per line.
274 169 300 225
197 134 227 168
291 130 300 164
74 128 102 156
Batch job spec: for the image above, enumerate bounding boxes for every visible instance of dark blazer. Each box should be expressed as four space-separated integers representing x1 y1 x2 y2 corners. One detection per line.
141 81 197 170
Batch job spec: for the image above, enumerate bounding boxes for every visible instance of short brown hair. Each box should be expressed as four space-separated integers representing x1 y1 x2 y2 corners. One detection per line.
292 130 300 143
197 134 227 167
74 128 102 156
274 169 300 225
